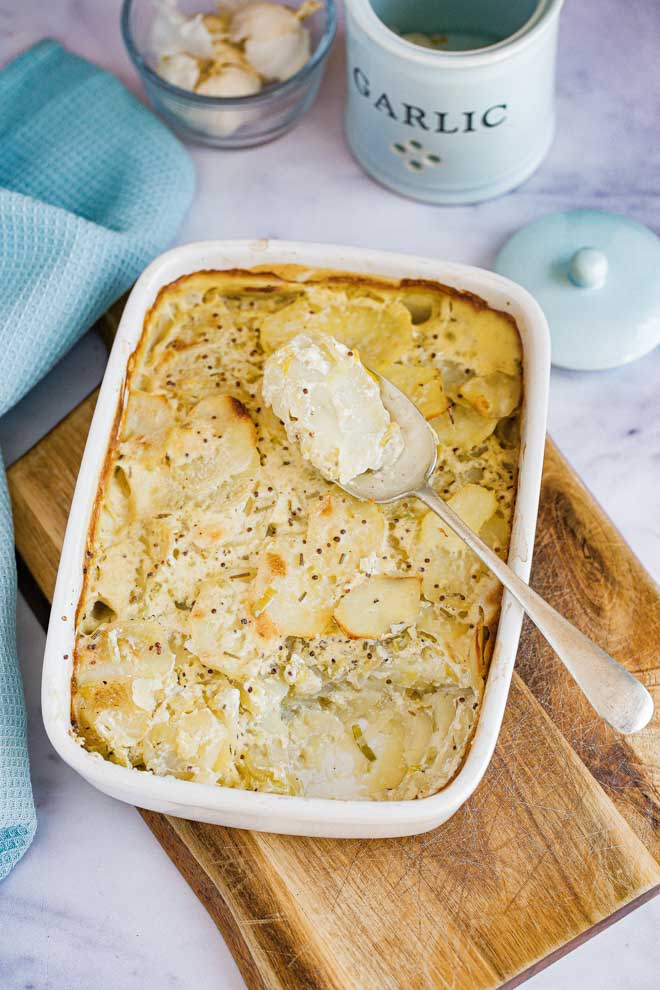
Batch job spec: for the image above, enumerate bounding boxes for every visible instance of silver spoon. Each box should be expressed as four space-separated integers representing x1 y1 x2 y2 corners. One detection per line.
338 372 654 736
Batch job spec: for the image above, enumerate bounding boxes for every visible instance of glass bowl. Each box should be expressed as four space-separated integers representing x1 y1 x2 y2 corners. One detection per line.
121 0 337 148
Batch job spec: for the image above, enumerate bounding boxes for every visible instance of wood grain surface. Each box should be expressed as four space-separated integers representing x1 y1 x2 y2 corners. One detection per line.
8 389 659 990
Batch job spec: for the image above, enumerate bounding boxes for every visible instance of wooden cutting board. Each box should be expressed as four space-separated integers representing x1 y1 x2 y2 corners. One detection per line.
8 388 659 990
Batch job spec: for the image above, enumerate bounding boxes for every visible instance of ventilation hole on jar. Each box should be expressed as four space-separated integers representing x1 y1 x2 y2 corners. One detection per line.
408 140 422 150
426 153 441 165
391 142 406 155
407 160 423 171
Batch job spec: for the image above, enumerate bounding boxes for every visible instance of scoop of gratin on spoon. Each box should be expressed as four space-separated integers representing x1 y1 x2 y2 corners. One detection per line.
263 333 653 736
339 371 653 736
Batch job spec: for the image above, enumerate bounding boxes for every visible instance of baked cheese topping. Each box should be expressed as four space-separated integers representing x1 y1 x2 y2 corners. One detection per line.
72 269 523 801
263 331 404 484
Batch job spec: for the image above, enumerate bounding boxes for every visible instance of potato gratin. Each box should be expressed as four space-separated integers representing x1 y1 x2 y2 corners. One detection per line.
72 268 523 801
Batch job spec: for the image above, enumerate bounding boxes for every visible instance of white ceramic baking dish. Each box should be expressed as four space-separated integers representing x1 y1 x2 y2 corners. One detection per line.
42 239 550 839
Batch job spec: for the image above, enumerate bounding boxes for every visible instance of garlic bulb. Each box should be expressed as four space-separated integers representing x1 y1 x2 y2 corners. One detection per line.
158 52 200 90
196 64 261 98
150 0 215 58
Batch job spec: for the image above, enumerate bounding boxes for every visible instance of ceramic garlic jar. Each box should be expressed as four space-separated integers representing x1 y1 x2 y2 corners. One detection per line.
344 0 565 204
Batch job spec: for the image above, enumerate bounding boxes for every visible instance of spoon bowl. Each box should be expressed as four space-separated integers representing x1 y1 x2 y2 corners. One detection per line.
339 373 438 502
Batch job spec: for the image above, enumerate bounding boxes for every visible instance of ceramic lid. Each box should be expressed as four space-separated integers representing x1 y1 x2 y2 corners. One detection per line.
494 209 660 370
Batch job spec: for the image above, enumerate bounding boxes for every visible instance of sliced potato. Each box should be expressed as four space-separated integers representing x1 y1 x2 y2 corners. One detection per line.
73 619 175 757
167 394 259 489
190 577 278 678
142 705 236 784
122 394 258 515
315 301 414 372
445 299 522 376
403 711 434 766
189 507 246 549
306 495 387 580
141 515 178 563
259 296 315 353
260 297 413 372
417 609 471 666
188 479 255 549
92 537 144 615
99 465 132 533
117 457 178 519
122 390 175 441
75 619 174 687
385 364 449 420
480 511 511 554
251 537 334 638
364 720 406 794
447 483 498 534
460 372 522 419
73 681 152 755
189 394 258 471
421 484 497 556
430 402 497 451
174 709 232 778
415 485 496 599
433 692 458 738
334 575 421 639
150 338 221 384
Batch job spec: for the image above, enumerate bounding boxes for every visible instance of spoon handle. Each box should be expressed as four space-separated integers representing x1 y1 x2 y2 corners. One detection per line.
416 484 654 735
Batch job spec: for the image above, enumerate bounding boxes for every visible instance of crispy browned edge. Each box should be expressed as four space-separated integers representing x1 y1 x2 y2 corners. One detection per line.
71 265 524 792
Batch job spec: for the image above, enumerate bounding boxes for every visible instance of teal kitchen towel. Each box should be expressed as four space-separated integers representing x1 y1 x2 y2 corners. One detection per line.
0 40 194 879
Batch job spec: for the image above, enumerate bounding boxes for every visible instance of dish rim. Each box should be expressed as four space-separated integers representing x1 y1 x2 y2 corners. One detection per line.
41 238 550 839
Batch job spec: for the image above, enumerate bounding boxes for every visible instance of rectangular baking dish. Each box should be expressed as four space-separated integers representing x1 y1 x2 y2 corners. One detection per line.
42 239 550 839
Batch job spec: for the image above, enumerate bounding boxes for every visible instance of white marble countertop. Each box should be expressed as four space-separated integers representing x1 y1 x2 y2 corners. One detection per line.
0 1 658 988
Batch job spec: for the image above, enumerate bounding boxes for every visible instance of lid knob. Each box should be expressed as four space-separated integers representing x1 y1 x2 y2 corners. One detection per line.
568 247 608 289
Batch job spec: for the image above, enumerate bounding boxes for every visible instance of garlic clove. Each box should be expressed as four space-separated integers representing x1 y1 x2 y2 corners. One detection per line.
196 64 262 98
229 2 301 44
246 29 310 81
193 66 262 137
150 1 215 58
158 52 200 90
